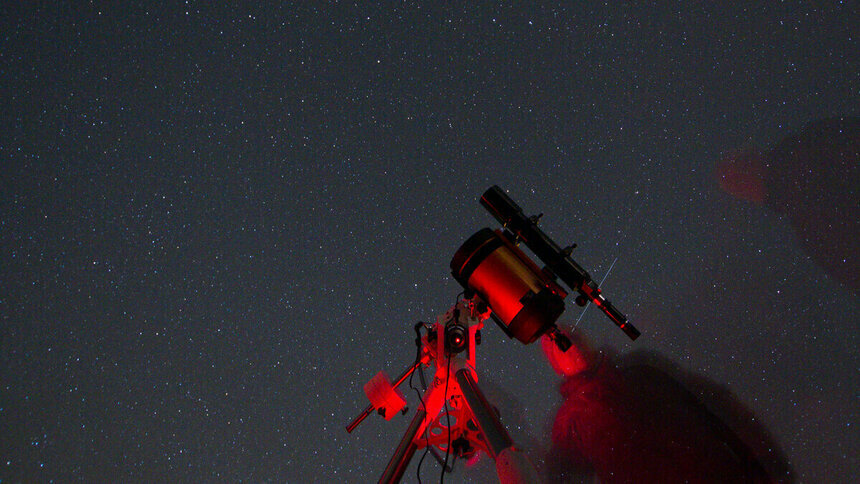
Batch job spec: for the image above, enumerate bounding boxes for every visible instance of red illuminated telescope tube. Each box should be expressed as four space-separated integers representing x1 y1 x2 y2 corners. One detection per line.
451 228 567 345
474 186 639 341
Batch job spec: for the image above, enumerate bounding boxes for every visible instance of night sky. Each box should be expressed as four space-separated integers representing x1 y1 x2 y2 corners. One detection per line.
2 3 857 482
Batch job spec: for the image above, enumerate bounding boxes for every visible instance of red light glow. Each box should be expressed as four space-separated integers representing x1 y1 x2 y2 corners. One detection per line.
716 148 767 204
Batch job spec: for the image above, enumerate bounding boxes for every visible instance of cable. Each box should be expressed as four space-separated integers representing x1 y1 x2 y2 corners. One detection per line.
421 293 464 483
416 442 430 484
440 350 452 483
411 323 431 484
439 291 463 482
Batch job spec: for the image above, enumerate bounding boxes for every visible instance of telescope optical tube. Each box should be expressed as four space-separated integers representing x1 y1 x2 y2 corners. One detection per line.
451 228 565 345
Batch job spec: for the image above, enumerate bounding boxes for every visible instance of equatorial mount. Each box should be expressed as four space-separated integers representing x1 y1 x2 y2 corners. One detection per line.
346 297 540 483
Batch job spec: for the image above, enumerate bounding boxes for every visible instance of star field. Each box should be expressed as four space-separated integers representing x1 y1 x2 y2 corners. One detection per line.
2 3 858 482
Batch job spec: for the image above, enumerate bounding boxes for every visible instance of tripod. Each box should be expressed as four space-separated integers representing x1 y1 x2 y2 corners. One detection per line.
346 298 540 483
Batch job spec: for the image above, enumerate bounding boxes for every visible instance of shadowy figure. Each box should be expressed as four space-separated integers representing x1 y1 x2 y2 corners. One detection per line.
716 117 859 293
541 331 793 483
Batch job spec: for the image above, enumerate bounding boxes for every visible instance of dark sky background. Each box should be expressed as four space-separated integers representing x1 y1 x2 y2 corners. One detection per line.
2 2 857 482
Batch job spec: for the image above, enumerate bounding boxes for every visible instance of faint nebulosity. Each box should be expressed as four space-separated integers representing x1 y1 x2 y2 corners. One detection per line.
2 3 857 482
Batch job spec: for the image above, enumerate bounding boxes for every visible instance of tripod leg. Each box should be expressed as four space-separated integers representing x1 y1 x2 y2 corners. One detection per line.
455 369 513 458
379 408 425 484
455 369 539 483
380 371 451 483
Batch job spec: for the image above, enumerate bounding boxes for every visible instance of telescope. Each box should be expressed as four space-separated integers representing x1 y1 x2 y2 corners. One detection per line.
345 186 639 483
452 185 639 345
